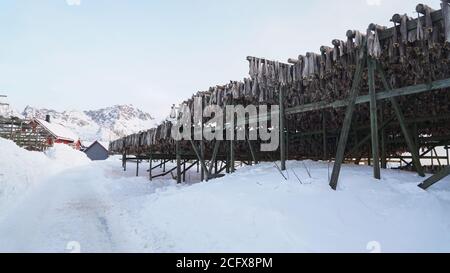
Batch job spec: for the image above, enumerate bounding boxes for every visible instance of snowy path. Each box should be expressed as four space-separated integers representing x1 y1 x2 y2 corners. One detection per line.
1 139 450 253
0 164 134 253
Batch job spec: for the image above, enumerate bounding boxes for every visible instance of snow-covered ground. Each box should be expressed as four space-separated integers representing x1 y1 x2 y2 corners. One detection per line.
1 138 450 253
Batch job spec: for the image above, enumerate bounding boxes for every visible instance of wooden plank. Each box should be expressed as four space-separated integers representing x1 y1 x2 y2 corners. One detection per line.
285 78 450 116
330 52 366 190
418 166 450 190
368 59 381 179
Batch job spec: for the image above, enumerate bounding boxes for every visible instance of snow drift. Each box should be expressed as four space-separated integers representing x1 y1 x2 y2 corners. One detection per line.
1 137 450 252
112 161 450 253
0 139 90 216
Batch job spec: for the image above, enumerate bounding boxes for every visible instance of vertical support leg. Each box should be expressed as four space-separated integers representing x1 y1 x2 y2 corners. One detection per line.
136 159 139 177
330 53 366 190
248 140 257 165
368 58 381 179
446 145 449 166
377 64 425 177
122 153 126 171
200 140 206 181
380 103 387 169
176 141 181 184
230 140 235 173
431 149 435 169
149 152 153 181
279 85 286 171
226 142 230 174
322 110 327 161
183 161 186 182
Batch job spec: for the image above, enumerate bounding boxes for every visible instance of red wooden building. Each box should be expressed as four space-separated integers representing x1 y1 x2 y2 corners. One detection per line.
31 116 81 150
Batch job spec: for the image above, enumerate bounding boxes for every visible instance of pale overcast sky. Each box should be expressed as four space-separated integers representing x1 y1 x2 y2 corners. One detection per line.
0 0 442 121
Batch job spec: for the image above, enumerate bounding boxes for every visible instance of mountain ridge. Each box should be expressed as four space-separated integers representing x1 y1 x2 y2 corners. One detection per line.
17 104 156 143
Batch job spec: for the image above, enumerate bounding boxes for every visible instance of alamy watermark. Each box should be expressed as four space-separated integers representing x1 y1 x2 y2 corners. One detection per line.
171 98 280 152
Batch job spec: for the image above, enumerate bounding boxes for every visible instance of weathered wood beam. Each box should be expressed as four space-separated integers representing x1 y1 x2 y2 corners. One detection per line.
368 58 381 179
176 141 181 184
279 85 286 171
377 63 426 177
419 166 450 190
286 78 450 115
330 52 366 190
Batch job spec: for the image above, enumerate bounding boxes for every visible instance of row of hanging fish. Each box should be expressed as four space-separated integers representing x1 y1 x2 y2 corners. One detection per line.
109 1 450 155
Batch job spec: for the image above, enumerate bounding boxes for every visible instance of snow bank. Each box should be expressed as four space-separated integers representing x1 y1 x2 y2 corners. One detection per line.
0 140 90 216
45 144 90 167
113 160 450 253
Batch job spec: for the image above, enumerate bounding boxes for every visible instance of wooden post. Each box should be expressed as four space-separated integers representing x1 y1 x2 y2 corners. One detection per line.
279 85 286 171
330 51 366 190
183 161 186 182
380 102 387 169
376 63 425 177
200 140 206 181
368 58 381 179
149 152 153 181
322 110 327 160
176 141 181 184
136 159 139 177
446 145 449 166
431 149 435 168
226 142 230 174
230 139 235 173
123 153 127 171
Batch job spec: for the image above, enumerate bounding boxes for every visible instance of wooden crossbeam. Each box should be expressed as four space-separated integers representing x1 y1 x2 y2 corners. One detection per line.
286 78 450 116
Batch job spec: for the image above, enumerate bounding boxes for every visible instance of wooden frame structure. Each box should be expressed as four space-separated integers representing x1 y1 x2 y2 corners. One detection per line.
111 1 450 190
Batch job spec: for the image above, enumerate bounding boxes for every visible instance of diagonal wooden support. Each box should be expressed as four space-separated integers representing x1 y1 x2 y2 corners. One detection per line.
419 166 450 190
329 52 366 190
376 63 426 177
347 115 396 158
404 141 448 169
208 140 221 176
248 140 257 165
368 58 381 179
190 140 209 181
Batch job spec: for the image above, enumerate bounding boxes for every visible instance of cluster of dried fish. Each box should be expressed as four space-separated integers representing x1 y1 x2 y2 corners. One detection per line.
110 2 450 163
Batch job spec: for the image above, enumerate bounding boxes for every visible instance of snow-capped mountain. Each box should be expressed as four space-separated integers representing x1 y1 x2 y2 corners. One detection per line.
21 105 155 142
